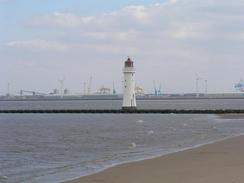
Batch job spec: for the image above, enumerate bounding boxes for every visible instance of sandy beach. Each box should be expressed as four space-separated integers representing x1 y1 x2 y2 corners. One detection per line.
65 134 244 183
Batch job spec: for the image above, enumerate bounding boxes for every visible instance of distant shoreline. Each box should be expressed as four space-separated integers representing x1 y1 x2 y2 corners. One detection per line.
218 113 244 119
1 94 244 102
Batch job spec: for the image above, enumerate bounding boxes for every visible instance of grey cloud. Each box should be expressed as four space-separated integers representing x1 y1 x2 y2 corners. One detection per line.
2 0 244 94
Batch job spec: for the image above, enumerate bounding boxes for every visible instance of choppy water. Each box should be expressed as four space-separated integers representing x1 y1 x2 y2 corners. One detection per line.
1 100 244 183
1 99 244 110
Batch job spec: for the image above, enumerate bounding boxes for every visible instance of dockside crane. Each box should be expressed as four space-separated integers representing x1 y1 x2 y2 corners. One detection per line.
153 81 162 96
87 77 92 95
235 79 244 92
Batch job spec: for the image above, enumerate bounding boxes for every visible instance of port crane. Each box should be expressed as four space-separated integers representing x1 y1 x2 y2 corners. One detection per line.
235 79 244 92
153 81 162 96
87 77 92 95
112 82 116 94
83 77 93 95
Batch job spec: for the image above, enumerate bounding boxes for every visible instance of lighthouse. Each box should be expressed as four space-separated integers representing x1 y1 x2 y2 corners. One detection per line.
122 57 137 110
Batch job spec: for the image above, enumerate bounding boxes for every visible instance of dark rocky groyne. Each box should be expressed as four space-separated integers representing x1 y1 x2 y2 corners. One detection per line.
0 109 244 114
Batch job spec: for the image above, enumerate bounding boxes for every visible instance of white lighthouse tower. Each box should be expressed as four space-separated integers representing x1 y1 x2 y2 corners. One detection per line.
122 57 137 110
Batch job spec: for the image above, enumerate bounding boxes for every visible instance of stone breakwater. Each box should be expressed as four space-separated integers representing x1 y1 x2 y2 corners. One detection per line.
0 109 244 114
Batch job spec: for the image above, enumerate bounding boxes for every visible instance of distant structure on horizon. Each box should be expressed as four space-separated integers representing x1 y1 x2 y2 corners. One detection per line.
235 79 244 92
122 57 137 110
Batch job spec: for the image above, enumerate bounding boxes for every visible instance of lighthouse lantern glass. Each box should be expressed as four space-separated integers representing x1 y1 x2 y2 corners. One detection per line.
125 58 133 67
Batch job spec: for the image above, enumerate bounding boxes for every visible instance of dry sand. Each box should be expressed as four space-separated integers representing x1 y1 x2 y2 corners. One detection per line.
65 115 244 183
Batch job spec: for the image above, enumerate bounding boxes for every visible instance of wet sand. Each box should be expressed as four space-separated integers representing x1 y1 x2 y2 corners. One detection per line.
65 115 244 183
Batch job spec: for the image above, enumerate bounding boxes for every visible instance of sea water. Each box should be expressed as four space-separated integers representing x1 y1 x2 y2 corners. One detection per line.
1 100 244 182
1 114 244 183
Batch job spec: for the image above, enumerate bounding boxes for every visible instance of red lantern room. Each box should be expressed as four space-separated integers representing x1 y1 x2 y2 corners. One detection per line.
125 57 134 68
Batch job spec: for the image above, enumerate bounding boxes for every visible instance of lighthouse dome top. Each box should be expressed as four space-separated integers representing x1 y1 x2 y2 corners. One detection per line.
125 57 134 67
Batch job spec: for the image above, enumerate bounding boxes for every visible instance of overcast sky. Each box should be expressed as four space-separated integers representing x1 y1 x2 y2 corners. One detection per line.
0 0 244 95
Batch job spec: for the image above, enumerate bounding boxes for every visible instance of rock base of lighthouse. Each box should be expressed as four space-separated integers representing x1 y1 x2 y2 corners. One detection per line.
122 107 137 111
